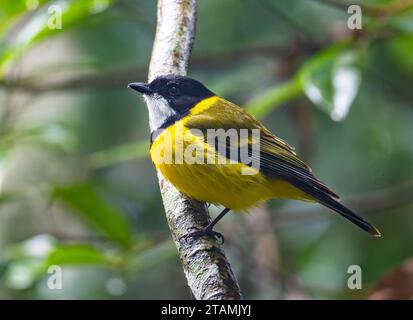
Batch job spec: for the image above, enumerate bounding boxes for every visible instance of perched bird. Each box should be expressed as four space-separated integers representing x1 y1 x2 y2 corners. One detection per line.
129 75 380 241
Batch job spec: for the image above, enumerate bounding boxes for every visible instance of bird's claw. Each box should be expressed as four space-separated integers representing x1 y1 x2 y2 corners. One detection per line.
185 227 225 244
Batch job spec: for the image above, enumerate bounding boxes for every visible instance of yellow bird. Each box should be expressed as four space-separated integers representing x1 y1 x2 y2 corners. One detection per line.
129 75 380 241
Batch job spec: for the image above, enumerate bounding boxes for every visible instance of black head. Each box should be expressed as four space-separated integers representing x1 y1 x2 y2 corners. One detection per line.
128 75 215 113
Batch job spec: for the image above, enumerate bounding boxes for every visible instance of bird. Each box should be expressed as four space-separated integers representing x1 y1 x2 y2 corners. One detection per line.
129 75 380 242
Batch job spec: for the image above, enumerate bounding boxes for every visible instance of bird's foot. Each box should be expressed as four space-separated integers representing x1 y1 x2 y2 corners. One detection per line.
185 227 225 244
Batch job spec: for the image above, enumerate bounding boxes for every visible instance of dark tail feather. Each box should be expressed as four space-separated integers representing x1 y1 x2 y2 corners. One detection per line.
292 180 381 237
317 195 381 237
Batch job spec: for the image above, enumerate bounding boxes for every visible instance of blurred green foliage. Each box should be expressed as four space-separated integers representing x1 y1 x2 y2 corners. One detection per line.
0 0 413 299
53 183 134 248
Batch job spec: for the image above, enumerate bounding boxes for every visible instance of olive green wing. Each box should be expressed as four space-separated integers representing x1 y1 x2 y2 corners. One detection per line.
185 99 308 166
184 98 338 199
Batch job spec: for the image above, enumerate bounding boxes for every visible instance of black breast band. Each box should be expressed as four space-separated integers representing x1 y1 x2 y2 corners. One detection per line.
149 110 190 145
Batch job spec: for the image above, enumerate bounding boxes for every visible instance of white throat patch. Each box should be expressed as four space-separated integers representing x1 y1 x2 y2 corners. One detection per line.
143 93 177 131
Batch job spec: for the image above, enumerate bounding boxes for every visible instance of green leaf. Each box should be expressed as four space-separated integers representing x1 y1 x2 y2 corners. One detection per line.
388 10 413 35
2 237 108 289
298 42 362 121
53 184 134 249
3 259 45 290
4 234 56 260
0 192 18 205
89 140 149 169
0 0 116 76
385 35 413 73
32 0 116 42
246 78 303 119
0 0 51 36
46 244 107 266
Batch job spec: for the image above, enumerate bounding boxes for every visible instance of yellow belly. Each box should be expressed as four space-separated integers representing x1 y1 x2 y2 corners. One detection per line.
150 123 310 211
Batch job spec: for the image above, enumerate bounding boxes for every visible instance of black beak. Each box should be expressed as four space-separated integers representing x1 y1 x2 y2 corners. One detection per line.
128 82 153 95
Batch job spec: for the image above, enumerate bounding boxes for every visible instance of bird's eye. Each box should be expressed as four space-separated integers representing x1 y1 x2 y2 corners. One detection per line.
167 85 179 96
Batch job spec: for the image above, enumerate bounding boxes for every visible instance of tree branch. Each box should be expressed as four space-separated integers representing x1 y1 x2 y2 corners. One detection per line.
143 0 241 300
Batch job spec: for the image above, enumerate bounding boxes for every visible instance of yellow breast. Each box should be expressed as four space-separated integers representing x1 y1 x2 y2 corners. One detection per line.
150 123 273 210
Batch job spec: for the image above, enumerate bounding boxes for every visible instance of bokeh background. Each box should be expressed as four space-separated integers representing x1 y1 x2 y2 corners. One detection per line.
0 0 413 299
